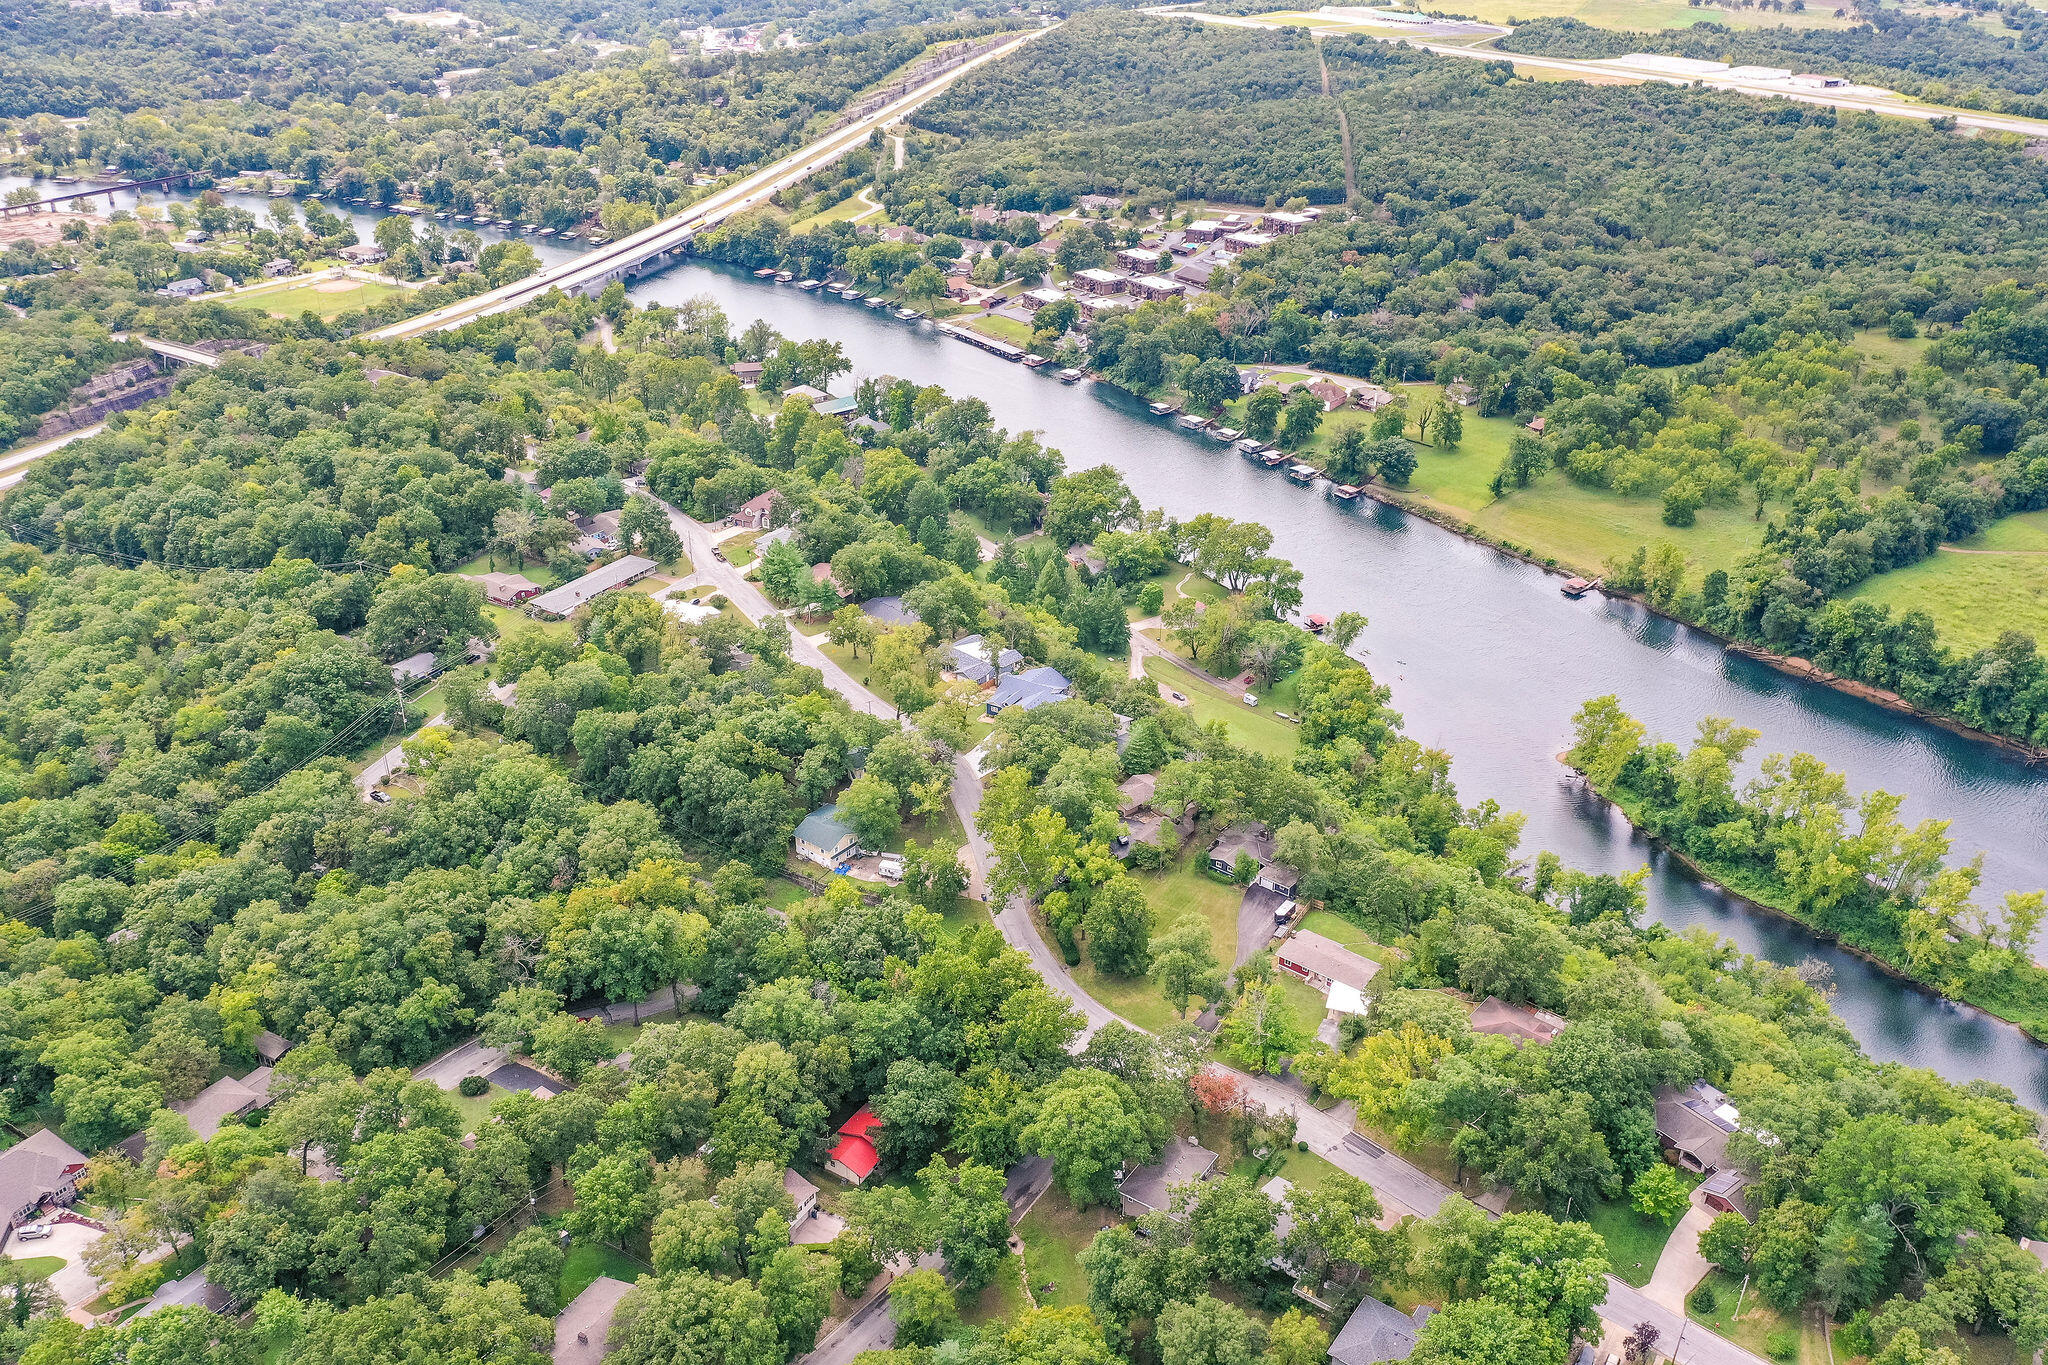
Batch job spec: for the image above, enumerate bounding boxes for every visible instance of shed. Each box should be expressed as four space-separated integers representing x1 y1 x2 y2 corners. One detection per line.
825 1106 882 1185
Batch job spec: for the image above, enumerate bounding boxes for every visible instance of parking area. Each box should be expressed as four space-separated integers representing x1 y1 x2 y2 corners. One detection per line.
7 1217 104 1311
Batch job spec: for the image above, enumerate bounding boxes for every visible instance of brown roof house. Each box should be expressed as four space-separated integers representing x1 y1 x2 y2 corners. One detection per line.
1206 822 1296 894
1275 931 1378 996
1117 1137 1219 1218
1467 996 1567 1047
1307 380 1352 412
1654 1080 1742 1173
0 1130 88 1238
1330 1296 1432 1365
555 1276 634 1365
730 488 782 530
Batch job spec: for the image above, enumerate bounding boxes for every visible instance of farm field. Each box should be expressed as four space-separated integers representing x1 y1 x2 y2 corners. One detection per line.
1849 511 2048 652
229 274 413 319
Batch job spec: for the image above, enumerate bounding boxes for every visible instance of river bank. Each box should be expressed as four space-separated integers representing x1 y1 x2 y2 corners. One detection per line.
1562 755 2048 1045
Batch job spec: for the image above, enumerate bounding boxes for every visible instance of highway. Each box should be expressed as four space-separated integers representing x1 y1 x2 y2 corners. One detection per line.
366 26 1053 341
1148 5 2048 138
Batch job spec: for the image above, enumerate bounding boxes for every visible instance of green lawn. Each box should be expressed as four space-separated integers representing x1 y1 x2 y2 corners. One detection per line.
1233 1145 1353 1200
1852 327 1936 370
1016 1186 1112 1311
723 531 763 568
448 1083 511 1135
968 314 1035 347
1584 1194 1687 1288
790 190 880 230
958 1252 1032 1327
1849 511 2048 651
1687 1270 1824 1365
451 550 563 588
1295 911 1388 963
3 1257 64 1281
559 1241 649 1304
230 275 413 320
1068 847 1249 1030
1142 651 1300 758
1274 972 1329 1041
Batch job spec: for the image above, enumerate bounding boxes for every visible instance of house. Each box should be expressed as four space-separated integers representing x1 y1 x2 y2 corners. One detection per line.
878 225 926 245
1444 380 1477 407
1117 246 1166 274
338 242 388 264
1130 275 1188 301
795 804 859 868
363 368 405 386
2022 1238 2048 1272
946 634 1023 685
554 1276 634 1365
861 596 921 626
1020 286 1067 312
810 563 843 598
1353 384 1396 412
1329 1296 1431 1365
1307 380 1351 412
731 488 782 530
1275 931 1378 995
526 554 658 618
945 273 974 300
1071 268 1126 296
731 361 765 386
262 258 294 277
1117 1138 1218 1218
1206 822 1296 892
118 1069 277 1159
575 510 623 545
1524 415 1546 434
785 1168 821 1229
1222 231 1275 254
157 278 206 298
1078 194 1123 212
1467 996 1567 1047
755 525 797 553
783 384 829 404
985 665 1071 715
1700 1169 1755 1220
1174 259 1218 288
1654 1081 1741 1173
825 1106 883 1185
478 571 541 605
814 396 858 419
253 1030 294 1065
1117 773 1156 815
392 652 438 685
0 1130 88 1239
1261 211 1315 235
1182 219 1227 243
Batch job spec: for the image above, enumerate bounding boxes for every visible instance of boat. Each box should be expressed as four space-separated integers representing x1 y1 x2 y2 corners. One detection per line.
1236 438 1266 454
560 231 580 240
586 234 610 245
1286 464 1319 485
1561 576 1603 598
1148 399 1180 416
894 308 921 320
454 214 470 222
1331 484 1362 500
1022 354 1049 369
1209 426 1242 442
1176 414 1211 432
1305 614 1329 633
539 228 556 238
1057 368 1085 383
753 267 778 278
1261 451 1289 468
797 279 822 291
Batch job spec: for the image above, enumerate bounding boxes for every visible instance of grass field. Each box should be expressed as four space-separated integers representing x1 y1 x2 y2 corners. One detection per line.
447 1082 511 1135
1016 1186 1111 1311
1253 0 1845 30
1295 911 1388 963
958 1252 1032 1326
231 275 412 319
1849 511 2048 652
1583 1193 1687 1288
1068 847 1249 1032
1688 1270 1825 1365
1142 652 1301 759
2 1256 64 1281
559 1241 648 1304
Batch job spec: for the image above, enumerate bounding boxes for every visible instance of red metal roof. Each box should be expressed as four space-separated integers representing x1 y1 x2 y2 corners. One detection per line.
828 1107 883 1180
838 1105 881 1139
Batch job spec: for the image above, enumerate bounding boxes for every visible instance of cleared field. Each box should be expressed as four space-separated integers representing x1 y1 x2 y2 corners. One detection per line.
1849 513 2048 652
1253 0 1845 30
231 275 413 319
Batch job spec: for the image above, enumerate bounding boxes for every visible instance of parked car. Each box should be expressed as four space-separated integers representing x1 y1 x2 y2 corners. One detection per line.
1273 899 1297 925
369 789 391 804
15 1224 50 1241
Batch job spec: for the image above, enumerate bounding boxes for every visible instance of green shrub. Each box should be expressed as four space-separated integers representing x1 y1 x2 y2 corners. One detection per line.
458 1074 490 1097
1688 1283 1718 1316
1763 1327 1798 1362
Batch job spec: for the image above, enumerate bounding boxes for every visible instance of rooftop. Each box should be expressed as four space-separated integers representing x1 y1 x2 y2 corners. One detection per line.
795 804 857 853
0 1129 86 1218
1275 930 1379 993
1118 1138 1218 1213
554 1276 634 1365
1330 1296 1430 1365
526 555 656 617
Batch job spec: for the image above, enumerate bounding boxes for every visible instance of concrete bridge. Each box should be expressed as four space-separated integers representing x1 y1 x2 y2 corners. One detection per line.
367 25 1054 341
0 173 205 217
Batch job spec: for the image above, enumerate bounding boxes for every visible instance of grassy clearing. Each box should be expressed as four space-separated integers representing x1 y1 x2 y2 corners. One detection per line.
1295 911 1388 963
1016 1186 1113 1312
447 1082 511 1135
723 531 762 568
1852 327 1936 370
968 314 1035 347
451 550 563 588
1583 1194 1686 1288
1142 652 1299 758
1849 513 2048 651
3 1256 63 1280
791 190 879 230
1688 1270 1823 1365
1275 972 1328 1040
958 1252 1032 1326
559 1241 649 1304
231 275 413 319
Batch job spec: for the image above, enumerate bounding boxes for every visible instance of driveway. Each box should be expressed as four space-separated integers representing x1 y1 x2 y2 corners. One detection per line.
486 1061 570 1095
412 1035 507 1090
8 1218 103 1312
354 712 444 800
1236 885 1288 967
133 1265 225 1319
1644 1193 1716 1313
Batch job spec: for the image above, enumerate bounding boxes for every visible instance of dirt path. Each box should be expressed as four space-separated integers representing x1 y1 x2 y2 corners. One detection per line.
1315 39 1358 203
1937 545 2048 556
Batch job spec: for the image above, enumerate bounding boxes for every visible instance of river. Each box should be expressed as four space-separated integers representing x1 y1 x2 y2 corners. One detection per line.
625 261 2048 1106
12 172 2048 1103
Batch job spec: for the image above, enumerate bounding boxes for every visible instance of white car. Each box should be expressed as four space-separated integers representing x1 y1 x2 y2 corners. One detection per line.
1243 693 1259 707
14 1223 50 1241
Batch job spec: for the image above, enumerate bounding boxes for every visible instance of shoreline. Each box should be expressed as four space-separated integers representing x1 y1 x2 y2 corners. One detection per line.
1560 756 2048 1048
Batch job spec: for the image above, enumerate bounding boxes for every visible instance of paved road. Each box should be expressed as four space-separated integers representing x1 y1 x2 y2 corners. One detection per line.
355 711 444 799
658 501 897 719
0 422 104 490
1149 5 2048 138
412 1034 507 1091
370 28 1053 340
